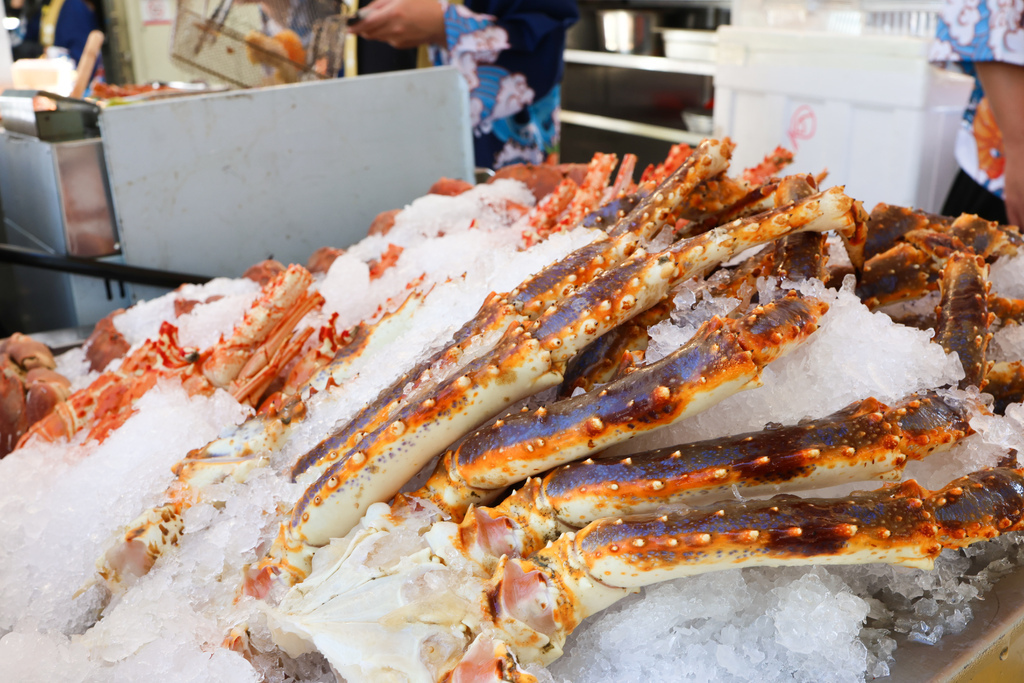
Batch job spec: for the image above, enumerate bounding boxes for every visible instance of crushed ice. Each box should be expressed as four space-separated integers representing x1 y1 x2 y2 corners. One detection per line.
2 179 1024 683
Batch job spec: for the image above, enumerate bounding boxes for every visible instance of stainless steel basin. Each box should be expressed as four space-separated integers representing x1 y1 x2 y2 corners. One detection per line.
596 10 660 55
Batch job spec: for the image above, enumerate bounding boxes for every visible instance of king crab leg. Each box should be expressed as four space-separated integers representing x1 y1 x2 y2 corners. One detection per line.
529 390 973 529
933 251 993 390
409 389 974 581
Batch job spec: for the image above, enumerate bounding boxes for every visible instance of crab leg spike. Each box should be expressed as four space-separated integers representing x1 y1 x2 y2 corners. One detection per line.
420 293 828 518
487 467 1024 668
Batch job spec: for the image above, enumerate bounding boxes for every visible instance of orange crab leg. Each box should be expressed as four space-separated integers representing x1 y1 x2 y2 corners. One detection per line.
473 467 1024 669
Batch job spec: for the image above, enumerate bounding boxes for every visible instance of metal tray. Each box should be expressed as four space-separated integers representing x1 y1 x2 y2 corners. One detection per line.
0 90 101 142
887 563 1024 681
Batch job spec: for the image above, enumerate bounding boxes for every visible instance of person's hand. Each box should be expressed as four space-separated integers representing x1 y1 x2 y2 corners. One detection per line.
1004 144 1024 228
349 0 445 50
977 62 1024 228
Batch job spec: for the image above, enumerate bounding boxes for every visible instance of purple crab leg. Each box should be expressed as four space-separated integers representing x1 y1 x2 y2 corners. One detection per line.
471 467 1024 669
537 390 972 525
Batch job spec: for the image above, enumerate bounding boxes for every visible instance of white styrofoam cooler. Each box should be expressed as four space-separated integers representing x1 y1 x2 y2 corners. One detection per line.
713 26 974 213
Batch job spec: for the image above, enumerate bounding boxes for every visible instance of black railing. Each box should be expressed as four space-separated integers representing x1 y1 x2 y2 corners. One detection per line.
0 243 211 289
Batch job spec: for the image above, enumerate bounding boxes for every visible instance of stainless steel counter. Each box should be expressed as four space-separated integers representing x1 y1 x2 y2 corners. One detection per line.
887 562 1024 681
0 131 132 333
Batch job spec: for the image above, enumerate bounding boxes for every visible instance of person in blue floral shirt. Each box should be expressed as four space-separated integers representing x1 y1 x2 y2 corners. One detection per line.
350 0 578 169
931 0 1024 227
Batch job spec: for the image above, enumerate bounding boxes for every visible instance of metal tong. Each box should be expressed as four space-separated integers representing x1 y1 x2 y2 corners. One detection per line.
193 0 235 56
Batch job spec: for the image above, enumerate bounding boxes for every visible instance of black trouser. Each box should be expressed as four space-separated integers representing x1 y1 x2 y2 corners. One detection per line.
355 0 418 75
942 169 1009 224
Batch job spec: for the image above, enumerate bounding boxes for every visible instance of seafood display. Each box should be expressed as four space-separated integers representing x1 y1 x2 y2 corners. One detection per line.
0 334 69 457
2 139 1024 683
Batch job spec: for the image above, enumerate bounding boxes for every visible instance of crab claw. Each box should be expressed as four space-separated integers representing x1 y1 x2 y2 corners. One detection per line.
3 333 56 372
0 361 28 457
24 368 72 425
449 634 539 683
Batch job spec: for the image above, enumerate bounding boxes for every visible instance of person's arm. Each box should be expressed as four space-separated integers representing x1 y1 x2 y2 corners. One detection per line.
976 61 1024 228
348 0 445 50
53 0 98 64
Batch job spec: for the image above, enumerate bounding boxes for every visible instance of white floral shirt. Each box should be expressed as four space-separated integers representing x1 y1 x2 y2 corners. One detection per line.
931 0 1024 197
430 0 578 169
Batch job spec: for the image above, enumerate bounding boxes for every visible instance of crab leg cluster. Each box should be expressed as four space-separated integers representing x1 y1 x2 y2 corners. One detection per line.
419 292 828 517
8 129 1024 683
856 208 1019 310
256 164 863 589
19 264 322 448
97 141 734 591
98 288 430 589
395 387 974 584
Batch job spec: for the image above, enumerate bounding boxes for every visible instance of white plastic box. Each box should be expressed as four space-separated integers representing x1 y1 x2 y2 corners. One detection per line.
661 29 717 62
712 26 974 212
